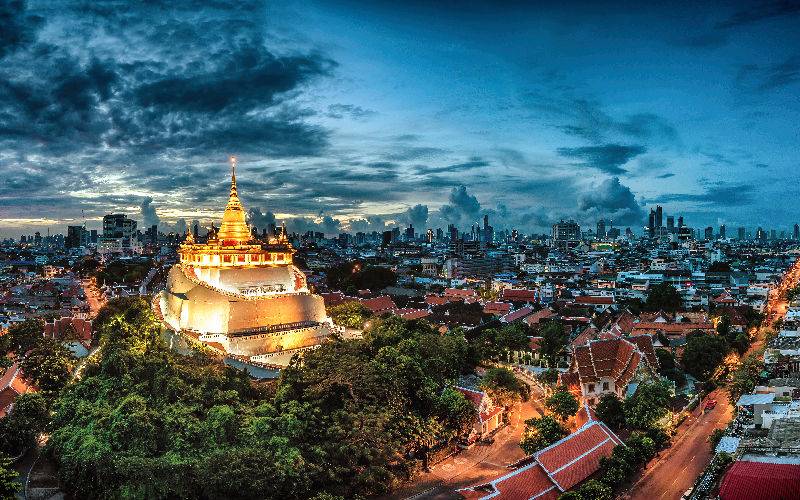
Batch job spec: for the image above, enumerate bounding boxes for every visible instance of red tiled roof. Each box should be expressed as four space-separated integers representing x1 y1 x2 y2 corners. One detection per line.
572 337 651 387
631 322 714 336
444 288 478 298
44 317 92 341
626 335 660 370
501 306 535 323
524 308 555 326
396 308 430 320
502 288 538 302
459 416 621 500
484 301 512 315
570 327 599 349
425 294 449 306
360 295 397 314
455 386 485 408
574 296 614 305
719 461 800 500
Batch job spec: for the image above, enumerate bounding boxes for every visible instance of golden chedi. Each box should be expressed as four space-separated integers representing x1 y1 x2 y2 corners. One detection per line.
157 157 335 365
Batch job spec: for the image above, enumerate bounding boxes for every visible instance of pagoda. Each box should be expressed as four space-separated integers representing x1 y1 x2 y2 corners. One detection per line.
156 157 336 365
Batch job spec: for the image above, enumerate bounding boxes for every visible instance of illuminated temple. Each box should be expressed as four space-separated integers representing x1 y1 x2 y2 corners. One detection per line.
156 157 336 365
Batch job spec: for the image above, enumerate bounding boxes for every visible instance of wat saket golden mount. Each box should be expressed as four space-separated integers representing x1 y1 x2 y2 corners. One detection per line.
156 157 337 365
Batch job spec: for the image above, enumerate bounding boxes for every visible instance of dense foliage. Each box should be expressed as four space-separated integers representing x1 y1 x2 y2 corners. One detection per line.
479 367 530 409
545 389 579 421
325 262 397 295
326 301 373 329
537 321 568 368
520 415 567 454
643 283 682 312
0 454 20 499
594 393 625 430
20 337 75 397
0 392 49 457
95 260 152 285
682 333 728 380
623 380 672 430
46 299 474 499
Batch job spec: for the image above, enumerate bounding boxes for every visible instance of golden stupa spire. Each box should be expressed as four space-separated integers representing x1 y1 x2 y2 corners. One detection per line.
217 155 251 245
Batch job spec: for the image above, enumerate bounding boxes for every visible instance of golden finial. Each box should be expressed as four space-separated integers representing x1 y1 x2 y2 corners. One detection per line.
229 155 237 188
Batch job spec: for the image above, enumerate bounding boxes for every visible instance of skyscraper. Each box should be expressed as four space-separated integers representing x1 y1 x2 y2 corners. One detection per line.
719 225 726 240
596 219 606 239
738 227 746 240
704 226 714 241
655 205 663 228
794 224 799 240
666 216 675 233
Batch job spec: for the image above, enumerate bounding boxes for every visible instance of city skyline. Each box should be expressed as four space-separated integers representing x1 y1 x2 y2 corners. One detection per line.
2 0 800 238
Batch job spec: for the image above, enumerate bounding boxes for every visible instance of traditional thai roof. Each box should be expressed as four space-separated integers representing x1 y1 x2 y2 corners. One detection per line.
524 308 555 326
574 295 614 305
571 337 658 387
501 306 535 324
395 308 430 320
483 301 512 316
0 362 35 417
444 288 478 299
458 402 621 499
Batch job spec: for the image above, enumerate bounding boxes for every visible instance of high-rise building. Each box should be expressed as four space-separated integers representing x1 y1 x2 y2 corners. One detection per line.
436 228 444 241
770 229 777 240
404 224 415 241
794 224 799 240
448 224 458 242
551 220 581 250
66 225 88 249
719 225 726 240
738 227 746 240
596 219 606 239
704 226 714 241
756 227 766 240
655 206 663 228
426 228 434 243
666 216 675 233
647 209 656 238
677 216 684 228
101 213 137 249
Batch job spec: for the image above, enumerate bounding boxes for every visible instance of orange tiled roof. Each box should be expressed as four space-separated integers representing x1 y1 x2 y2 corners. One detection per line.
360 295 397 314
444 288 478 298
501 288 538 302
572 337 649 387
458 405 621 500
631 322 714 336
524 308 555 326
483 301 512 315
574 296 614 305
501 306 535 323
396 308 430 320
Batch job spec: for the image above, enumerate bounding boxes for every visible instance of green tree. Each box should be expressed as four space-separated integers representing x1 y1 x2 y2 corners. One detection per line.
0 454 20 499
727 353 761 405
6 318 43 355
577 479 613 500
624 381 672 430
682 334 728 380
479 367 530 408
520 415 567 454
20 337 74 397
545 389 579 421
437 387 477 440
643 283 682 312
595 393 625 429
709 428 725 451
538 321 568 368
327 301 373 329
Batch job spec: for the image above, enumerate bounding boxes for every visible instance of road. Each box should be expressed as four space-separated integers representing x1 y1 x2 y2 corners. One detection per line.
388 377 546 500
626 389 732 500
627 257 800 500
81 277 106 317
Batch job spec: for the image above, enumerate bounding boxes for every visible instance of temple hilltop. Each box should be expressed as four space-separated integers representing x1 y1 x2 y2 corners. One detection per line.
155 157 336 366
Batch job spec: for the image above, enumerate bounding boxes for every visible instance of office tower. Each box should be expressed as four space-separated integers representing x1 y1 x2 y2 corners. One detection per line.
677 216 684 228
102 214 137 242
738 227 746 240
648 209 656 238
794 224 799 240
426 228 434 243
436 228 444 241
66 225 87 248
596 219 606 239
756 227 765 240
405 224 415 241
704 226 714 240
551 220 580 250
719 225 726 239
770 229 776 240
666 216 675 233
448 224 458 242
655 205 663 228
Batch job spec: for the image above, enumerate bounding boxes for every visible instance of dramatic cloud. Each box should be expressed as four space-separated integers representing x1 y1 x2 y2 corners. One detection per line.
403 204 429 229
349 215 387 233
736 55 800 92
578 177 645 226
139 197 160 227
658 183 755 206
716 1 800 29
557 144 646 175
248 208 276 230
439 185 481 226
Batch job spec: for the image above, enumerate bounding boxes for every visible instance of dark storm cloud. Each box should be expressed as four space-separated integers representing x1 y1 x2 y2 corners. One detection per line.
557 144 646 175
414 158 490 175
139 197 160 227
439 185 481 226
716 0 800 29
326 103 376 120
525 89 679 146
247 208 276 229
0 0 336 221
657 183 755 206
736 55 800 92
577 177 644 225
403 204 428 229
0 0 42 58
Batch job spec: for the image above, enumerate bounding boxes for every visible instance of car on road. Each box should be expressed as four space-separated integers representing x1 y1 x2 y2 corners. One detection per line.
704 399 717 411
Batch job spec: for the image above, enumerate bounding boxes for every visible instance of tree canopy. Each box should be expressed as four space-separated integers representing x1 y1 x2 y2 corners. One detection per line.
520 415 567 454
682 334 728 380
479 367 530 408
623 381 672 430
326 301 373 329
46 300 476 499
643 283 682 312
538 321 568 368
545 389 579 421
